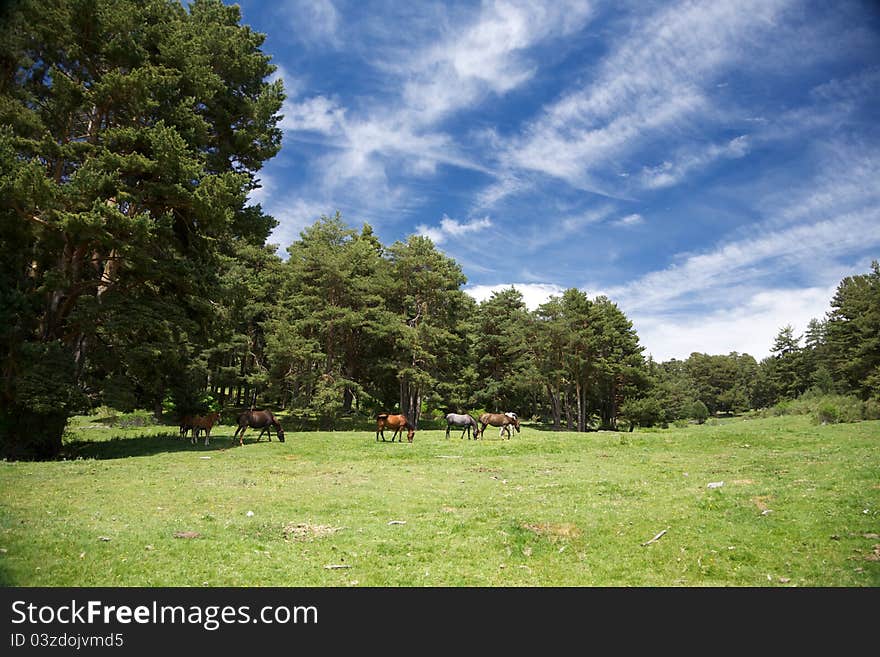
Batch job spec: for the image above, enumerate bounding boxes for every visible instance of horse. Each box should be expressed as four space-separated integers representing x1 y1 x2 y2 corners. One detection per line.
189 411 222 446
376 413 414 443
233 410 285 446
178 415 195 440
479 412 521 439
445 413 481 440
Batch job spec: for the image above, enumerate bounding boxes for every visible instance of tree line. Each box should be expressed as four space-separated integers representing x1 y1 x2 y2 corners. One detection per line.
2 0 878 459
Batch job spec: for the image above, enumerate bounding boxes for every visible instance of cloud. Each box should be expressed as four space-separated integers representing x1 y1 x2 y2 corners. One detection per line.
614 213 644 227
270 0 597 241
399 0 593 126
605 145 880 359
498 0 790 197
265 198 340 251
633 285 836 362
639 136 750 189
465 282 567 310
280 95 346 134
278 0 340 48
416 215 493 245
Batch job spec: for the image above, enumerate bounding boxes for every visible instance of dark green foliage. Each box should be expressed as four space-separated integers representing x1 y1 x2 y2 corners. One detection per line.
688 400 710 424
0 0 283 458
824 261 880 399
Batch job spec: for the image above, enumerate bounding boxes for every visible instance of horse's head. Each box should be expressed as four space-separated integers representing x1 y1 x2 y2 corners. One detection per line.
406 426 414 442
276 425 285 442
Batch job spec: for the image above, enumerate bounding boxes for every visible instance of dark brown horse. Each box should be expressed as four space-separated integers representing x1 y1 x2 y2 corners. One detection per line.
179 415 196 440
479 412 521 439
376 413 415 443
189 411 222 446
233 410 285 446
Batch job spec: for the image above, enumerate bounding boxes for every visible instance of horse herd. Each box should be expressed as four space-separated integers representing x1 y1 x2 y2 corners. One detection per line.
178 410 285 446
177 409 520 447
375 411 520 443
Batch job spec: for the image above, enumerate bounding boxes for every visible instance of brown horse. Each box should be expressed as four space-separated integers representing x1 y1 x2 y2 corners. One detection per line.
479 412 521 439
233 410 285 446
376 413 415 443
179 415 196 440
189 411 222 446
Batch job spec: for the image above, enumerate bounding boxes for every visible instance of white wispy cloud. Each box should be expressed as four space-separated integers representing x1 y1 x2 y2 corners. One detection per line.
280 95 347 134
416 215 493 245
265 198 340 251
640 136 750 189
399 0 593 127
614 213 644 227
605 146 880 357
494 0 789 199
272 0 595 230
278 0 340 48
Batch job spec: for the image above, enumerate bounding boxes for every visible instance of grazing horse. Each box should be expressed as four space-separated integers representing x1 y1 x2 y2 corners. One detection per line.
189 411 222 446
479 412 521 439
445 413 481 440
233 410 285 446
376 413 415 443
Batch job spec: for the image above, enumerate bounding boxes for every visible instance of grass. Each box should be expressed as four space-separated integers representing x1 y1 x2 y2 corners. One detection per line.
0 414 878 587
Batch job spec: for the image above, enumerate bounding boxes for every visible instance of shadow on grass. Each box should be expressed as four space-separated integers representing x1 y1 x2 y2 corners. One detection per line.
62 432 278 460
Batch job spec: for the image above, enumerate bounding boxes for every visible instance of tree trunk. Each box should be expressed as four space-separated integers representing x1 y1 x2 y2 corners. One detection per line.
564 386 574 430
546 384 561 430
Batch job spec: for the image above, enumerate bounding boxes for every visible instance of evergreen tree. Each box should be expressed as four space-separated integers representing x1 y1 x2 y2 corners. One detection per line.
824 261 880 399
0 0 283 458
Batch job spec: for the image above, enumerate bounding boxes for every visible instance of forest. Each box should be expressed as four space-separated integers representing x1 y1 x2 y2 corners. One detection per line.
2 0 879 460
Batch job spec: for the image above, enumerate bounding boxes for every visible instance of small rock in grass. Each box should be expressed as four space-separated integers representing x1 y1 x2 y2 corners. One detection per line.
707 481 724 489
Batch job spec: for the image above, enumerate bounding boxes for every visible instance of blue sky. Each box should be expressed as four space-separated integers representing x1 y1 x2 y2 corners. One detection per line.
237 0 880 362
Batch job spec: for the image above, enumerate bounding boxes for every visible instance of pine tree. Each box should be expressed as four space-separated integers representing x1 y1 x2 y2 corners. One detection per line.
0 0 283 457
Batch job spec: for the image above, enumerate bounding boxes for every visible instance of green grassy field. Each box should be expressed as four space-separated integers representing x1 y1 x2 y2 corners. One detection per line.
1 414 878 586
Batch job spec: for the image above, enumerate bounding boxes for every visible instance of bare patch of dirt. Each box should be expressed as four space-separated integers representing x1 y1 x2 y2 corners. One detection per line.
866 545 880 562
752 496 773 511
522 522 582 542
173 531 201 539
731 479 755 485
282 522 341 541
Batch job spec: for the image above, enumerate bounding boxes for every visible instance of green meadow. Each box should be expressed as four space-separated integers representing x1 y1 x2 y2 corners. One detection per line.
1 414 878 587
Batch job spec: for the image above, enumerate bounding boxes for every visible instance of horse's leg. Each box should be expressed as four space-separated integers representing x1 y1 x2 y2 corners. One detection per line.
445 424 450 439
204 427 211 446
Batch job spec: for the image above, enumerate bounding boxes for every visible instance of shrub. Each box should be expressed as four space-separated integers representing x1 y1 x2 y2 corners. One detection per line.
768 392 878 424
689 400 709 424
814 403 841 425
